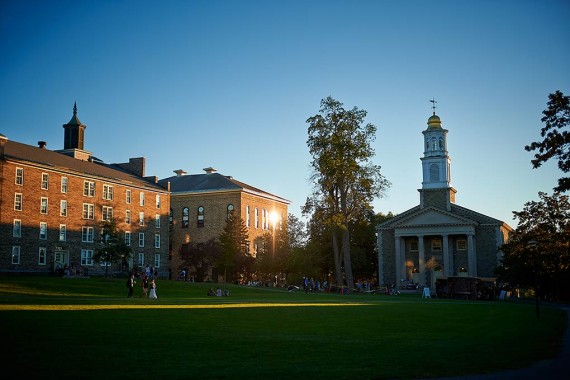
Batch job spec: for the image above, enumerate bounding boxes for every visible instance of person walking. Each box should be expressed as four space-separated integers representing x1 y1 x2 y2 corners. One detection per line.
127 274 135 298
148 279 157 299
141 275 149 297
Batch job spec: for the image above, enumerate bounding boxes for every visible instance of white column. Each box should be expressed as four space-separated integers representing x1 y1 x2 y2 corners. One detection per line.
418 235 426 287
377 231 384 286
467 234 477 277
442 234 451 276
395 234 402 286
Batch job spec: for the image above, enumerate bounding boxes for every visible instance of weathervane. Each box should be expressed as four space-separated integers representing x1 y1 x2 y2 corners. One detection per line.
429 98 437 115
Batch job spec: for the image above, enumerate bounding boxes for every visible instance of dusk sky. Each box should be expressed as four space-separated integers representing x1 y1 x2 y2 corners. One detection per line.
1 0 569 228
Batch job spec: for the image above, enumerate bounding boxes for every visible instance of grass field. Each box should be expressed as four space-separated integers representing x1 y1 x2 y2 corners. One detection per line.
0 276 567 379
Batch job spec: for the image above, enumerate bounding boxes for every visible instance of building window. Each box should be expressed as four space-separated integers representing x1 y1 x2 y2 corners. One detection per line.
255 208 259 229
40 197 48 214
182 207 189 228
139 212 145 226
39 222 47 240
139 233 145 247
125 210 131 224
156 195 161 209
429 164 440 182
457 239 467 251
154 233 160 248
246 206 250 227
155 214 161 228
41 173 49 190
12 246 21 264
227 204 234 220
15 167 23 185
103 185 114 200
139 192 145 206
81 249 94 266
169 208 173 225
197 206 204 228
102 206 113 221
61 177 68 193
432 239 442 251
83 203 94 219
138 253 144 267
410 240 418 252
82 227 94 242
38 247 47 265
125 231 131 246
126 189 132 204
60 200 67 217
59 225 66 241
14 193 22 211
154 254 160 268
13 219 22 237
83 181 95 197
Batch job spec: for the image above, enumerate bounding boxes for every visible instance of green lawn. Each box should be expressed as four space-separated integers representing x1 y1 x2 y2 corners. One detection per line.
0 276 566 379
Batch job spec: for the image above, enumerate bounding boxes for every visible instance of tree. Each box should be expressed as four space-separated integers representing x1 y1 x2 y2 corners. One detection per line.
525 90 570 192
305 96 390 288
93 219 133 278
496 192 570 312
217 211 253 283
179 238 221 282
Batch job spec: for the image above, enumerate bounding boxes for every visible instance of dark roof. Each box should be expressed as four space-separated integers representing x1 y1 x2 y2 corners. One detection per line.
2 139 166 191
160 172 290 204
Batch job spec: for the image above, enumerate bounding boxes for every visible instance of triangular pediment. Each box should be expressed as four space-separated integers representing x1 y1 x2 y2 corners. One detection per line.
383 206 477 228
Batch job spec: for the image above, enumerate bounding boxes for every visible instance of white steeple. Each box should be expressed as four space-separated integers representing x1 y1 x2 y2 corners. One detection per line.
420 111 452 189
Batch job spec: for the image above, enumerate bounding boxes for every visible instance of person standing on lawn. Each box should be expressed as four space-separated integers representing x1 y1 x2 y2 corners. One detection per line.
127 274 135 298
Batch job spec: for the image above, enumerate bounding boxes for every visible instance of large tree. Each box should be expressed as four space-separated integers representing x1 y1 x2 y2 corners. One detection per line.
93 219 133 278
179 238 221 282
217 211 253 283
496 192 570 306
525 90 570 192
305 96 390 288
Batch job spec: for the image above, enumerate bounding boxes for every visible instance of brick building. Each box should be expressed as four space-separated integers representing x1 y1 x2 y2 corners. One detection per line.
377 112 513 290
0 104 170 276
160 168 289 281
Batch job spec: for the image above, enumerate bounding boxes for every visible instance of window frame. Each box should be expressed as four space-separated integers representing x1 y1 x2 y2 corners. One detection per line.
13 219 22 238
432 239 442 251
60 200 67 217
82 226 94 243
40 197 48 214
15 167 24 186
14 193 22 211
39 222 48 240
81 249 94 266
154 233 160 248
59 224 67 241
61 177 68 193
139 232 145 247
103 184 114 201
41 173 49 190
83 181 95 197
38 247 47 265
83 203 95 219
12 246 21 264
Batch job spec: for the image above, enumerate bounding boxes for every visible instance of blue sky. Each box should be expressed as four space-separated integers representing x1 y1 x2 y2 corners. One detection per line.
1 0 569 228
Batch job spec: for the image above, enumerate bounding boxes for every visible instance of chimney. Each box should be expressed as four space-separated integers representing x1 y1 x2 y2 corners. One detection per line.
38 141 47 149
174 169 187 176
203 167 217 174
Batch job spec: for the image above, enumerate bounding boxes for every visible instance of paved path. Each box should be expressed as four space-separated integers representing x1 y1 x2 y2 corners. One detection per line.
428 307 570 380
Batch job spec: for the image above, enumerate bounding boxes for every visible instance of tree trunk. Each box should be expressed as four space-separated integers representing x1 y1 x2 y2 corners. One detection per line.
342 228 354 290
332 231 343 286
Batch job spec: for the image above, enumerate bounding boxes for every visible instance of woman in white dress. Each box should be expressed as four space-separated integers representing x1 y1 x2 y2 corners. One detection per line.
149 279 158 299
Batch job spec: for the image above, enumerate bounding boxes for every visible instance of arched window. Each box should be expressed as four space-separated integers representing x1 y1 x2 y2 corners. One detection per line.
430 163 440 181
438 137 444 150
182 207 189 228
227 204 234 220
197 206 204 228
